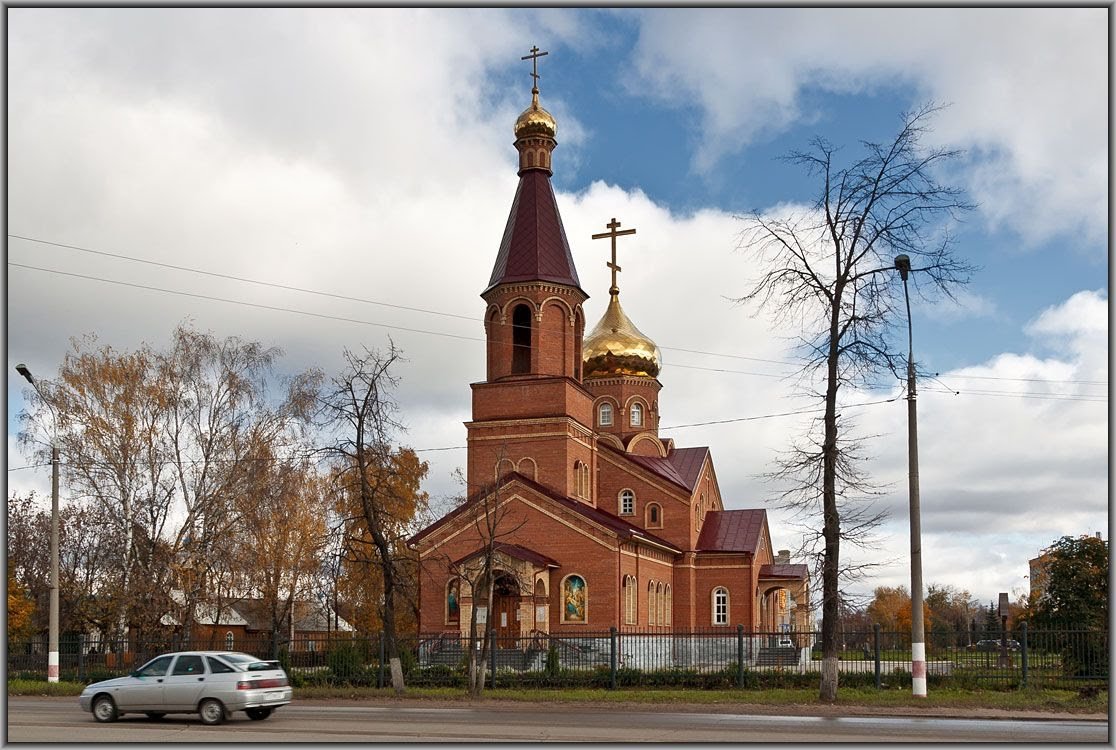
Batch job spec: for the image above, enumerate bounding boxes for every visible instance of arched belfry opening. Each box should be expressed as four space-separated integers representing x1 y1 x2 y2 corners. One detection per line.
512 304 533 374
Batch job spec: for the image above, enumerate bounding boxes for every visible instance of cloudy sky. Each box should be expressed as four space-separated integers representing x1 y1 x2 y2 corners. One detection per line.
7 8 1107 608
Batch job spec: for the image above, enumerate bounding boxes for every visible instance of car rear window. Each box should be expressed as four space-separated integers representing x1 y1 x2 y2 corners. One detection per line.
206 656 236 673
219 653 280 671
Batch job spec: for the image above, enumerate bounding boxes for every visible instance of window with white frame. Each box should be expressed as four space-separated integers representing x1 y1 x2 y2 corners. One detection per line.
657 582 665 627
648 580 656 626
225 631 234 650
630 402 643 427
619 489 634 515
599 403 613 426
712 587 729 625
665 585 672 626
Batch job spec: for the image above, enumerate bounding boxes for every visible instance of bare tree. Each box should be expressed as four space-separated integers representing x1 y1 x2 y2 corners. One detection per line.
734 104 974 702
318 343 428 694
427 457 528 699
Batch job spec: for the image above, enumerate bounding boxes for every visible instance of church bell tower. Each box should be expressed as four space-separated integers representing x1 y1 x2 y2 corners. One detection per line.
466 48 597 504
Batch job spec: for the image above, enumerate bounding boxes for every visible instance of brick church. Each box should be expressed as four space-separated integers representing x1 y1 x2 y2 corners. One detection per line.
409 53 808 639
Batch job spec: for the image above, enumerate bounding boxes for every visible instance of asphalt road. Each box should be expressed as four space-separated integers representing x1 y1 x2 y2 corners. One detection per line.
6 697 1109 743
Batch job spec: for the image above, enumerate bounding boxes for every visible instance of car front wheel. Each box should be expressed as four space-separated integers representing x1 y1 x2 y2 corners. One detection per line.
245 707 273 721
92 695 118 723
198 698 225 725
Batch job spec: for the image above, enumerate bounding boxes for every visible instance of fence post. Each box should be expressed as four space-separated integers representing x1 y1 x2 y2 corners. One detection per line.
736 625 745 688
873 624 881 690
378 633 385 689
609 627 618 690
1020 622 1028 689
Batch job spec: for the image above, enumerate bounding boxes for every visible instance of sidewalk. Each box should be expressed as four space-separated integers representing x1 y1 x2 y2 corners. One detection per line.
294 696 1109 722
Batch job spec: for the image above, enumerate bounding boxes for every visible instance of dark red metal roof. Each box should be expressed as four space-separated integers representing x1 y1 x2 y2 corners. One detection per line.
695 509 767 553
666 447 709 490
485 170 581 293
612 445 710 493
408 471 679 554
453 542 560 569
623 453 689 490
759 563 809 580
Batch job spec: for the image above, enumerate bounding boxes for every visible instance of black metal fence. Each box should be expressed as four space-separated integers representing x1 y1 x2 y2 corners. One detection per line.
8 625 1107 691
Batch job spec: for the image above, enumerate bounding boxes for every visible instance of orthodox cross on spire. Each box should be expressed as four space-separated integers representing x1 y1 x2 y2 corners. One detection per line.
592 218 637 295
521 45 548 93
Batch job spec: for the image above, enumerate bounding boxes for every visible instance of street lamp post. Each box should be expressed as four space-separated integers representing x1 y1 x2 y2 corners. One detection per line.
15 363 61 683
893 256 927 698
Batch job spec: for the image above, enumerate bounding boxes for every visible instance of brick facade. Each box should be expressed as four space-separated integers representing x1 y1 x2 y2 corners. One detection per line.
407 79 807 637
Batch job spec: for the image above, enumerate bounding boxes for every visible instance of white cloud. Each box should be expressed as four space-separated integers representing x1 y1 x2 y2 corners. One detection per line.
839 289 1107 599
629 8 1107 245
5 9 1106 609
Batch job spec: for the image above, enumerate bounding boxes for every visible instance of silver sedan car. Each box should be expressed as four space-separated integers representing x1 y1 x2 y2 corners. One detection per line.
78 651 292 725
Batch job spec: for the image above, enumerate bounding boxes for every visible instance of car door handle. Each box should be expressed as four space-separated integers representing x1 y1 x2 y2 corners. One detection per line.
197 677 204 681
156 678 163 683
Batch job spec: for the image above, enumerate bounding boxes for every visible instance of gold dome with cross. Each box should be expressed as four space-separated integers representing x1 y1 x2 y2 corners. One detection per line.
515 46 557 139
582 218 661 379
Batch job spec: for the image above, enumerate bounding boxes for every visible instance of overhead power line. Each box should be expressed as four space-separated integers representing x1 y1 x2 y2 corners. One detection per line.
9 233 1108 390
9 262 485 343
8 234 477 322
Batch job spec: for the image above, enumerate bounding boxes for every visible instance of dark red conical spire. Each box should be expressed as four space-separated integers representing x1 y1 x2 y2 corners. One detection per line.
485 49 582 295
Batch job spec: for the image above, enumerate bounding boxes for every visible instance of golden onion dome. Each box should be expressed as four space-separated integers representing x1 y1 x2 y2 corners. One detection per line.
514 89 557 139
582 293 661 379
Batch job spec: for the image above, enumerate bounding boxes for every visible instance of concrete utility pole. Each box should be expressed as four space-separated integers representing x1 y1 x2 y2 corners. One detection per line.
16 363 61 683
894 256 927 698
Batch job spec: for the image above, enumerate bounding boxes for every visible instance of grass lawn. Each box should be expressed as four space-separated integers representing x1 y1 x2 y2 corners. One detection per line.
11 680 1106 714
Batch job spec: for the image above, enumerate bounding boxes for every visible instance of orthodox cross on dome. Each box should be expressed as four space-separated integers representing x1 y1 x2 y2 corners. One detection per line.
521 45 549 93
591 217 637 295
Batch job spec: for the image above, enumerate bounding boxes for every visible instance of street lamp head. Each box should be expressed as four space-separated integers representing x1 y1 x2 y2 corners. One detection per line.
894 255 911 281
15 363 34 385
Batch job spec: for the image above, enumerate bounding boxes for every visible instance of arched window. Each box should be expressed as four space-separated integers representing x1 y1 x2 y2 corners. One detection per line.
574 461 591 500
619 489 634 516
512 304 532 374
446 579 460 625
712 587 729 626
647 503 661 528
665 585 672 627
623 575 636 625
656 582 665 628
648 580 656 626
630 402 643 427
599 403 613 426
225 631 234 650
562 574 587 623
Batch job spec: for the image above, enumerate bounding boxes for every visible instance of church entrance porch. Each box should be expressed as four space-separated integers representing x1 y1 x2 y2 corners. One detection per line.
491 573 521 639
